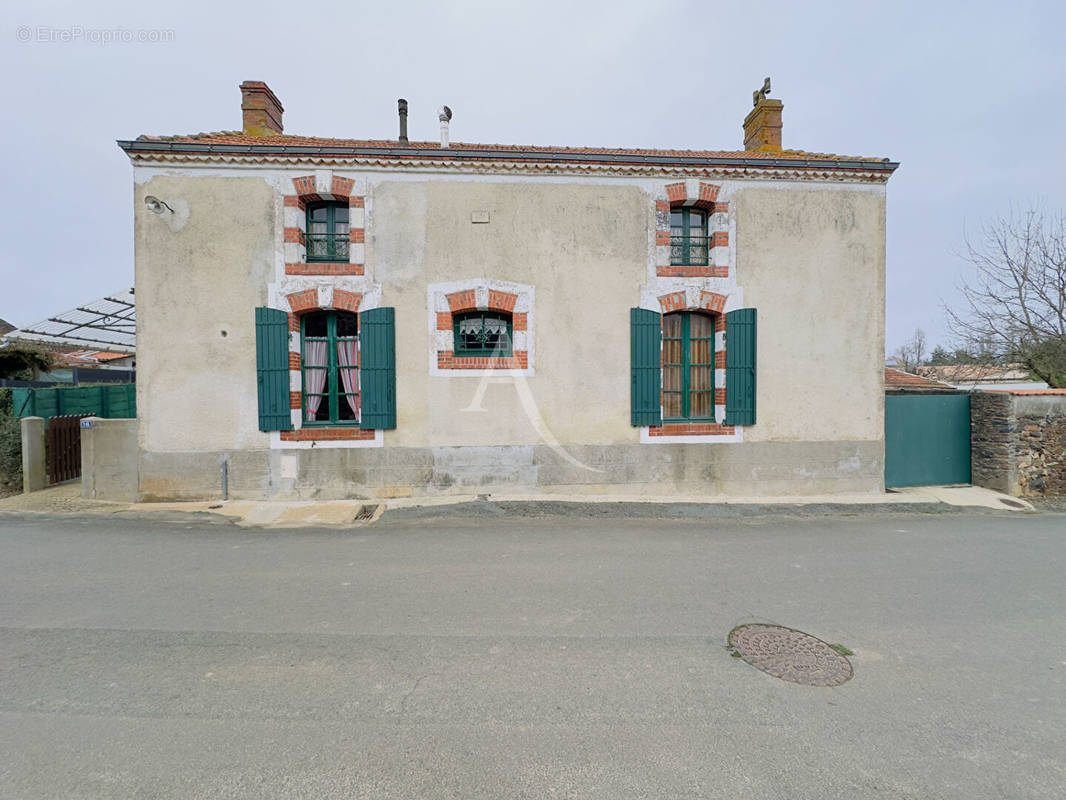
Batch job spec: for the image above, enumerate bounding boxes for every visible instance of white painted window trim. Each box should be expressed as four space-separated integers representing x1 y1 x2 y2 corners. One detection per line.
637 183 748 444
264 282 385 449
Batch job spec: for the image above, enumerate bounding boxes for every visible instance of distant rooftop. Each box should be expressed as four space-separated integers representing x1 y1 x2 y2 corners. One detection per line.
917 364 1038 384
885 367 954 391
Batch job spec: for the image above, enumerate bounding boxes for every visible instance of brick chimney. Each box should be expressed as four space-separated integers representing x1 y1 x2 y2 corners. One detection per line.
743 79 782 152
240 81 284 136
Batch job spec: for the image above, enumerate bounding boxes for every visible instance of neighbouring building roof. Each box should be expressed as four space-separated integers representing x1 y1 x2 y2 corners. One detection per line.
3 289 135 353
56 349 133 366
983 388 1066 395
917 364 1038 384
885 367 954 390
0 317 14 337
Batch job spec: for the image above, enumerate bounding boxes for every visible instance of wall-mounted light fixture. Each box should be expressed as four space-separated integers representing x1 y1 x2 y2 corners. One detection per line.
144 195 174 214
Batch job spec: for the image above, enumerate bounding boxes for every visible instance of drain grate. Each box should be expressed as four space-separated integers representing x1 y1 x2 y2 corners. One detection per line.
728 624 853 686
353 504 380 522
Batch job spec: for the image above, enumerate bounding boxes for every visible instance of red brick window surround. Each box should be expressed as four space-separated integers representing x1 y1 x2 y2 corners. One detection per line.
641 291 735 439
276 288 380 444
430 281 534 374
283 174 366 276
656 181 729 278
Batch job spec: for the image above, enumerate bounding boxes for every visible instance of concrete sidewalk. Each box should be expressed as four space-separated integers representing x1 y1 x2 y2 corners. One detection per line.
0 481 1035 528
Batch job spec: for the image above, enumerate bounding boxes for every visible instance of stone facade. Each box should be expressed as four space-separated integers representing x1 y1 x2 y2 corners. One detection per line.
971 391 1066 497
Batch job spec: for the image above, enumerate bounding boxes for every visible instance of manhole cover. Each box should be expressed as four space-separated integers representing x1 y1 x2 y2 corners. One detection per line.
728 624 853 686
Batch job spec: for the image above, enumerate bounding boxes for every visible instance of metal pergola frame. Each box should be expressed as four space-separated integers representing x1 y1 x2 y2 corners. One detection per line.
2 288 136 353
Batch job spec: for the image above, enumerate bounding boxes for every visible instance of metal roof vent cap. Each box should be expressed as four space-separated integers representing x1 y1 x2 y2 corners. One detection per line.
398 99 409 143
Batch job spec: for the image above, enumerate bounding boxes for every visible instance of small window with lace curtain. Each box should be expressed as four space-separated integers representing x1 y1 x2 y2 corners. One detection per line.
300 310 359 425
453 311 513 357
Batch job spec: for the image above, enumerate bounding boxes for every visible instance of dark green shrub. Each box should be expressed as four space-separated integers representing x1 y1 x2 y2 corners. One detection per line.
0 388 21 489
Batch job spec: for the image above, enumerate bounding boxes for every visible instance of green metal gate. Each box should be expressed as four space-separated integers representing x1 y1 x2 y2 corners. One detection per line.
885 394 971 487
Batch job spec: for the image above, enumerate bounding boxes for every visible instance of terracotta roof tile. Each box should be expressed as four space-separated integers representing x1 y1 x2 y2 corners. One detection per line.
132 131 893 164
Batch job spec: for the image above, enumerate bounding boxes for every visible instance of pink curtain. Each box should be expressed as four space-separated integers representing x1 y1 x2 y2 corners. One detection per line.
304 341 328 417
337 340 359 416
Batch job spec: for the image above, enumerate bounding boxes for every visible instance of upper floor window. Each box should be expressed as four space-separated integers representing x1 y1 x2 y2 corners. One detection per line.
662 311 714 420
301 310 359 425
306 202 350 263
670 208 708 266
454 311 513 357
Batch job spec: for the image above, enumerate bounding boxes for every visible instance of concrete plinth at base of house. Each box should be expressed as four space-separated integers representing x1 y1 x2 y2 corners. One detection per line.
134 440 884 502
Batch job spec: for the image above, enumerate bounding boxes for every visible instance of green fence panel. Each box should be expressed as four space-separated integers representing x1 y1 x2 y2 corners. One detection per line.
11 384 135 423
885 394 971 488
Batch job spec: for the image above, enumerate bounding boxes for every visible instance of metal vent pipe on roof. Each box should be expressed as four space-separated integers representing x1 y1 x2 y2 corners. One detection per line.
398 99 408 143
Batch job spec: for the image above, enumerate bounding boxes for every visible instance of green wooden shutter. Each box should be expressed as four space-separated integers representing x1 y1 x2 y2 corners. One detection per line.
630 308 662 427
725 308 757 426
255 307 293 431
360 307 397 430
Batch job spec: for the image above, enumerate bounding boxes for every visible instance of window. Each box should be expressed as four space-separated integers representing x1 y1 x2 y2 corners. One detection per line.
670 208 708 266
453 311 513 357
305 202 350 262
662 311 714 420
301 310 359 425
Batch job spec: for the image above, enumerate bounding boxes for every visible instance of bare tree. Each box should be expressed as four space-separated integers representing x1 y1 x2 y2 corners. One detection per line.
891 327 927 373
946 207 1066 387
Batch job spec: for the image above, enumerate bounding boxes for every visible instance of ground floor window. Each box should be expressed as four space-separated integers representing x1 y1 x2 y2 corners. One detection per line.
301 309 359 424
663 311 714 420
454 311 513 357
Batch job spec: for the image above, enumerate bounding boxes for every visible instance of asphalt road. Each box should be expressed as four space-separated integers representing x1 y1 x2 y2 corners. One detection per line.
1 508 1064 799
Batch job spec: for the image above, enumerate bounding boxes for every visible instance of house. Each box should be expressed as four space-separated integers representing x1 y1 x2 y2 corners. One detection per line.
115 80 898 501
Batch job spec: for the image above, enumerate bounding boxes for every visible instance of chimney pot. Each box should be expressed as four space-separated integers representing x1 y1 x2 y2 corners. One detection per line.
743 79 782 152
240 81 284 136
438 105 452 149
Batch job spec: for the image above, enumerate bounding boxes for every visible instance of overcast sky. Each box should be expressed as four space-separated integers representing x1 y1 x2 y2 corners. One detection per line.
1 0 1063 354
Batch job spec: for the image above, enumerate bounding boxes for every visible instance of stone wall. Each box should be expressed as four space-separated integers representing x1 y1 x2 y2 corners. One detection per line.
971 391 1066 497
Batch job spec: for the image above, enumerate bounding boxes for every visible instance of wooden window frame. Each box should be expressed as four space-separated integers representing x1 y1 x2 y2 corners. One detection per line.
305 201 350 263
662 311 715 422
300 310 360 427
669 208 709 266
